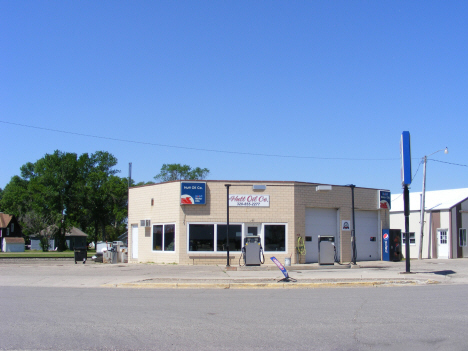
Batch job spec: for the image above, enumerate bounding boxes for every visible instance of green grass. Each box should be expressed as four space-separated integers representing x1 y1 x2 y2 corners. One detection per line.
0 250 96 258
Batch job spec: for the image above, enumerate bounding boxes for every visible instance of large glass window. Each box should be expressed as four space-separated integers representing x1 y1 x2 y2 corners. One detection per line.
153 224 175 252
188 224 243 252
460 229 467 247
189 224 215 251
217 225 242 252
264 224 286 252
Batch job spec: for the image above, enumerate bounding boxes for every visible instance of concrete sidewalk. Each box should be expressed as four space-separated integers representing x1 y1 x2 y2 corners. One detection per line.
1 258 467 289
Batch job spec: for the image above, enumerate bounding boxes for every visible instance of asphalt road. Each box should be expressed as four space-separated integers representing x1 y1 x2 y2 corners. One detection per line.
1 284 467 351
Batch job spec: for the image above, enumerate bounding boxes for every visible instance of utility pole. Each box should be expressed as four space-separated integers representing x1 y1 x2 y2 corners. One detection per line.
418 147 448 260
418 156 427 260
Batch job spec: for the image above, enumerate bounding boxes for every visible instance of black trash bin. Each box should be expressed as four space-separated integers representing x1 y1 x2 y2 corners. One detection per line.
74 247 87 264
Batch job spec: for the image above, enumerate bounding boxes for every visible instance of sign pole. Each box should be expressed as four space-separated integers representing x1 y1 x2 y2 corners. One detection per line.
225 184 231 267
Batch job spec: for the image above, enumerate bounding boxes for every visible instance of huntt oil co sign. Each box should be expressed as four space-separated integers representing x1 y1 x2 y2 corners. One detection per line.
229 195 270 207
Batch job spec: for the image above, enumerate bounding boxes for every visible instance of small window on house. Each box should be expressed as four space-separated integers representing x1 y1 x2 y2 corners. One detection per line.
459 229 467 247
152 224 175 252
402 232 415 245
11 223 14 233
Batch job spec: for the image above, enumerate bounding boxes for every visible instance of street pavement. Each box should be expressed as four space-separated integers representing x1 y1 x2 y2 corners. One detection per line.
1 257 467 289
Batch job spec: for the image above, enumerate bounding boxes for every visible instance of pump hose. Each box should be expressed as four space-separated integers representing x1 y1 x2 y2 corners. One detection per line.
297 236 306 256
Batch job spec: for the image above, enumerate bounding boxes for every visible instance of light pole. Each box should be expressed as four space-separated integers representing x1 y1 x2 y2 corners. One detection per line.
418 147 448 259
346 184 357 265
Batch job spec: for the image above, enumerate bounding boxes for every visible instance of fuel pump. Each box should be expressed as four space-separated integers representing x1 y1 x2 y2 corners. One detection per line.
240 236 265 266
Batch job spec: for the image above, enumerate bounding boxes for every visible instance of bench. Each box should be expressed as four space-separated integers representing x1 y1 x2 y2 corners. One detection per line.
188 255 235 265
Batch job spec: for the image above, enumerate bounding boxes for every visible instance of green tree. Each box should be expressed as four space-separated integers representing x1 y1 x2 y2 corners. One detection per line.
0 175 30 216
79 151 127 243
154 164 210 182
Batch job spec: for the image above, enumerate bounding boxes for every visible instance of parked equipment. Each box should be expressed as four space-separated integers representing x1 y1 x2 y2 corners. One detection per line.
318 236 335 265
241 236 264 266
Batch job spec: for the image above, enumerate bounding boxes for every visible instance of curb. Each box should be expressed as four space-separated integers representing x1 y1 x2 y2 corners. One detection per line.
103 279 435 289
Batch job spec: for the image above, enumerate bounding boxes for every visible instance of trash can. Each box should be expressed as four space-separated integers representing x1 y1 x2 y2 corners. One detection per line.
74 247 87 264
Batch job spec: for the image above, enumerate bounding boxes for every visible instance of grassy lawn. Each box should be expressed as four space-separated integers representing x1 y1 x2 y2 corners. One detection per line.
0 250 96 258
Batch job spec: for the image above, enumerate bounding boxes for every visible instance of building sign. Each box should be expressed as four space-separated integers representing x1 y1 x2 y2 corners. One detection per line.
342 220 351 231
379 191 391 209
400 131 412 186
229 195 270 207
382 229 390 261
180 182 206 205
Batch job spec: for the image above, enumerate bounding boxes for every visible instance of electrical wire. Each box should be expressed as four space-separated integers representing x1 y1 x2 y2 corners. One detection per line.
0 120 399 161
429 159 468 168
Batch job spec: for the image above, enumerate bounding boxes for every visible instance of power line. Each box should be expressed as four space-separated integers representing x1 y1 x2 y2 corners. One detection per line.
0 120 399 161
429 159 468 168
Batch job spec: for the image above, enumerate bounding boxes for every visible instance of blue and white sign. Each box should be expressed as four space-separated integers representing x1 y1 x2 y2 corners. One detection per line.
270 257 289 279
400 131 412 186
180 182 206 205
379 191 391 209
382 229 390 261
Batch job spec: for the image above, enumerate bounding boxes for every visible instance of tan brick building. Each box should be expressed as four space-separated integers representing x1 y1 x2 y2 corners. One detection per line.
128 180 390 265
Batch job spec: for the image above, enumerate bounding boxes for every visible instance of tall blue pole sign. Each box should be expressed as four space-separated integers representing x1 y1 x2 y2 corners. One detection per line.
400 131 412 186
400 131 412 273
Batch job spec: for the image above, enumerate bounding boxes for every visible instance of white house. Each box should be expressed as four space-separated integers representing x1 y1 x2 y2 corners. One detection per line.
390 188 468 259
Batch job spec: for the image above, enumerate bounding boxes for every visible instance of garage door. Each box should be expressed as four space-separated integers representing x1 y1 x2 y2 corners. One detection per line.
305 208 338 263
355 211 379 261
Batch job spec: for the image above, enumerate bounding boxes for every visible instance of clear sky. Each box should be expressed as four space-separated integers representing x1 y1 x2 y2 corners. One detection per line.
1 1 467 196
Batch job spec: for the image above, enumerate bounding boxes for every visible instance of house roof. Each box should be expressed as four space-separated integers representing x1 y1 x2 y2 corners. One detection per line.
4 237 25 244
391 188 468 212
0 213 13 228
36 226 88 237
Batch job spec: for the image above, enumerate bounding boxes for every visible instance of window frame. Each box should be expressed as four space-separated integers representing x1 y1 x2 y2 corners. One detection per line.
151 223 176 253
261 223 288 253
187 222 243 253
402 232 416 245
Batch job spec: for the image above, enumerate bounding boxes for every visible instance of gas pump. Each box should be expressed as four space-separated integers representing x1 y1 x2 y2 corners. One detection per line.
241 236 265 266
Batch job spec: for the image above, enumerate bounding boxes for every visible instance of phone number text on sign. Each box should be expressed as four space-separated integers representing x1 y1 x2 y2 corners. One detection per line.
229 195 270 207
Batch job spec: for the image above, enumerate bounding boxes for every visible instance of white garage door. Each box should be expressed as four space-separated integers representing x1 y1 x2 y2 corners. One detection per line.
355 211 379 261
305 208 338 263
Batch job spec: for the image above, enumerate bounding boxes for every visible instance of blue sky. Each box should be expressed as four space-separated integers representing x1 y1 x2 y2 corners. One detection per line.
1 1 467 195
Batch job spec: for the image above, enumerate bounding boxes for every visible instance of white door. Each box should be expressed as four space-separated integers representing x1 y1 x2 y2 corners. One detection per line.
132 224 139 259
305 208 338 263
437 229 449 259
355 211 379 261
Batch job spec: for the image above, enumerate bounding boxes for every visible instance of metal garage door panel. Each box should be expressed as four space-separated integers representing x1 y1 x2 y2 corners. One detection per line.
305 208 338 263
355 211 379 261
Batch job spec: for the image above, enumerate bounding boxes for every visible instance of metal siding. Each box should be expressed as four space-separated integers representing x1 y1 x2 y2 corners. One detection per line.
355 211 379 261
305 208 338 263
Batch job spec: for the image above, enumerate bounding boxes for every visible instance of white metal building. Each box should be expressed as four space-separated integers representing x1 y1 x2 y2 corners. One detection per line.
390 188 468 259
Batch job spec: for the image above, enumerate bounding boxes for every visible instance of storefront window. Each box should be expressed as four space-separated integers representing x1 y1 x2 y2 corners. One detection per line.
189 224 215 251
217 225 242 252
164 224 175 251
153 224 175 252
264 224 286 252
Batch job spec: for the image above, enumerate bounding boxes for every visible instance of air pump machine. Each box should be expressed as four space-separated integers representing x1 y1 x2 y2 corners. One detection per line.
241 236 265 266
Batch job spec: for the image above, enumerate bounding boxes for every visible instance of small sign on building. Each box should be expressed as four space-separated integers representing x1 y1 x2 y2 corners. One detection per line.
229 195 270 207
379 191 391 209
342 220 351 231
180 182 206 205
